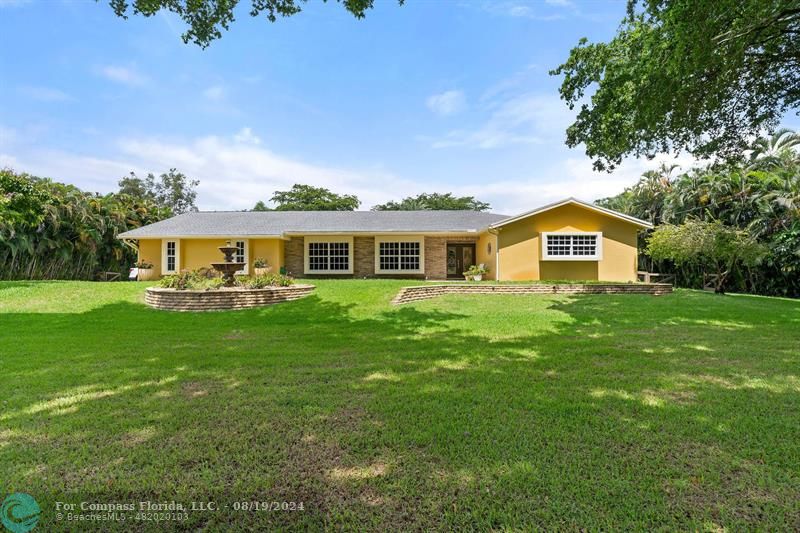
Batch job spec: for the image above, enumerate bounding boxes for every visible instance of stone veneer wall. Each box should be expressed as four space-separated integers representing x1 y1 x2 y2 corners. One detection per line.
284 237 304 277
145 285 315 311
353 236 375 278
391 283 673 304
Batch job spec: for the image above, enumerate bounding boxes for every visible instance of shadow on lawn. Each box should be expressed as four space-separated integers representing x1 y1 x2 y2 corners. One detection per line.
1 290 799 530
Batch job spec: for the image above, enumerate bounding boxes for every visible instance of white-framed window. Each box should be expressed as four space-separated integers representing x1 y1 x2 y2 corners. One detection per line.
234 239 248 274
304 236 353 274
374 236 425 274
161 239 180 274
541 232 602 261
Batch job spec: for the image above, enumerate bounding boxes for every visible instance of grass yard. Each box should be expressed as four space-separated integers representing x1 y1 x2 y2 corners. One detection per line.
1 280 799 531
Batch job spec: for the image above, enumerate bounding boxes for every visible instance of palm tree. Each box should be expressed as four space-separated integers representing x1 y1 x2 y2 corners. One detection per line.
748 128 800 169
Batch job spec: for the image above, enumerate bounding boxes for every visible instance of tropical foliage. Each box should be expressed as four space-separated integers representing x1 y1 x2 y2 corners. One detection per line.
372 192 490 211
647 220 766 293
597 130 800 296
0 168 170 280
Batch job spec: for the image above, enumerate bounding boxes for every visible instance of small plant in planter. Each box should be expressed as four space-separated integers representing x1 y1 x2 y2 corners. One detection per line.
135 260 154 280
253 257 272 276
463 264 489 281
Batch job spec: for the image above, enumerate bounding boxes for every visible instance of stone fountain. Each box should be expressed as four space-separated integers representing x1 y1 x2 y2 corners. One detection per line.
211 241 246 287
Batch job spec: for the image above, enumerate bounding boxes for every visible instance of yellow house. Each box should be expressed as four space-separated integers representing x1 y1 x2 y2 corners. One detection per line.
118 198 652 281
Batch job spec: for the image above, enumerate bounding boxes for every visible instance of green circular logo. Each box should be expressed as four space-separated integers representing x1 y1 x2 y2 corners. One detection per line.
1 493 40 533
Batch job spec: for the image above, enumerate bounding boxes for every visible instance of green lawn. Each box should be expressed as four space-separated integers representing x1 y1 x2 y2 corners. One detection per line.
1 280 799 531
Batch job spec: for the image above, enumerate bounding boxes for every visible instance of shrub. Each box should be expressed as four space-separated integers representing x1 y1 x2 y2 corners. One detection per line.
158 270 225 290
135 260 154 269
236 273 294 289
253 257 268 268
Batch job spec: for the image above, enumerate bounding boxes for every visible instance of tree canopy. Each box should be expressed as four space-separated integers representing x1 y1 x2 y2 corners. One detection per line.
596 130 800 296
118 168 199 215
268 184 360 211
552 0 800 171
372 193 490 211
105 0 403 48
647 220 765 293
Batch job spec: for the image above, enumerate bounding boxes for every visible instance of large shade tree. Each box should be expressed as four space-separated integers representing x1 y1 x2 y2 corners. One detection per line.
372 193 490 211
267 184 360 211
105 0 403 48
118 168 199 215
552 0 800 171
647 220 766 293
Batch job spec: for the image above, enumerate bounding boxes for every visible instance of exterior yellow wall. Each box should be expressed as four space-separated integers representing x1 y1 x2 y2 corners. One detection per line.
250 238 285 274
137 238 285 277
497 204 640 281
475 231 497 280
181 239 226 273
137 239 162 280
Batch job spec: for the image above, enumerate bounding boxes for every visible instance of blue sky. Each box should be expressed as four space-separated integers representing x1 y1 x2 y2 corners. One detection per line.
1 0 693 213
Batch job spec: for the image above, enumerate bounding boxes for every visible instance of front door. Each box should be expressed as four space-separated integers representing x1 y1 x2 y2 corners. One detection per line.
446 244 476 279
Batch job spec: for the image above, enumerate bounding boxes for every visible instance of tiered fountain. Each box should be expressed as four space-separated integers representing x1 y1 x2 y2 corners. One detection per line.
145 239 314 311
211 241 246 287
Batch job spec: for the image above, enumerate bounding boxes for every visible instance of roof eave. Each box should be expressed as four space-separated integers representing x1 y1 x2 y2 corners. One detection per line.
116 233 288 240
489 197 653 230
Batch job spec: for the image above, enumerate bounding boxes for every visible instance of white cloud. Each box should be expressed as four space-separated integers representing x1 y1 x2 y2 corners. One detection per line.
233 127 261 145
97 65 148 86
118 134 420 209
203 86 225 101
0 153 21 168
2 150 136 191
480 2 565 21
4 130 414 210
426 90 466 116
447 153 697 215
545 0 574 7
18 86 72 102
3 125 696 214
426 93 573 149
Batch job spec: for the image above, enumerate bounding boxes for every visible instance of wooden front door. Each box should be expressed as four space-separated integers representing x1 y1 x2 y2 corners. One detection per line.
446 243 476 279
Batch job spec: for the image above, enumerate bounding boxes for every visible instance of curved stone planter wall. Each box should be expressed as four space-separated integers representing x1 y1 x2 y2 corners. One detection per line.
392 283 672 305
145 284 315 311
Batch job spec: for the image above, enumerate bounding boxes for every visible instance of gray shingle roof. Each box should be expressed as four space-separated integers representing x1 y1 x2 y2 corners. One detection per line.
118 210 511 238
